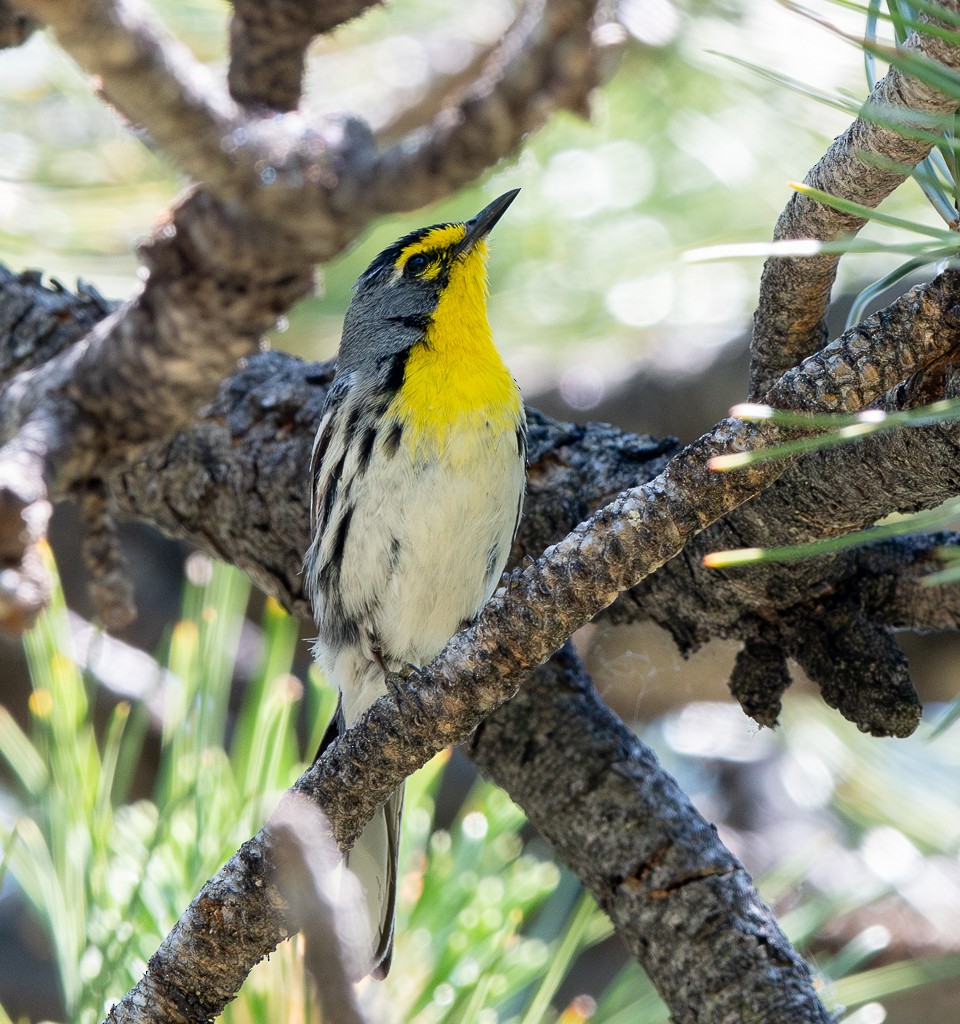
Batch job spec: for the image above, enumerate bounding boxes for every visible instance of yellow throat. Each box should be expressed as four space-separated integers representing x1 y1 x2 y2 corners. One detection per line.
388 226 521 457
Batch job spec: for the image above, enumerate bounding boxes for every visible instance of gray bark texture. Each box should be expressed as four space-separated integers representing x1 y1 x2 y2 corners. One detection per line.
3 0 960 1022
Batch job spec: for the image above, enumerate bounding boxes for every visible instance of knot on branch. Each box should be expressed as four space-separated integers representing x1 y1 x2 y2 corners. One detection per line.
0 268 115 381
138 189 314 316
784 606 921 738
730 632 792 729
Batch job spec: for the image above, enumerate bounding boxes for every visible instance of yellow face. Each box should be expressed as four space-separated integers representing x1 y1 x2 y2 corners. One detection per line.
392 224 489 288
385 225 519 456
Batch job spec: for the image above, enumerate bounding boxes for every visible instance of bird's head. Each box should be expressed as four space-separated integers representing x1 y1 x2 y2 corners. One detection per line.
338 189 519 371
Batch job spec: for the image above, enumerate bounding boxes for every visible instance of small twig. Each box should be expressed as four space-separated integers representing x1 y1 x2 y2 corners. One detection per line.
368 0 626 209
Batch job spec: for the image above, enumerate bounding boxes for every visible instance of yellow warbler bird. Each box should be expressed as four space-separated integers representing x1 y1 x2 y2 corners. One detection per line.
303 190 526 976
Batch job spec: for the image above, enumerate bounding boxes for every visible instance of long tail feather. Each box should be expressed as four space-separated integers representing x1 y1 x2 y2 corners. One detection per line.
345 785 403 978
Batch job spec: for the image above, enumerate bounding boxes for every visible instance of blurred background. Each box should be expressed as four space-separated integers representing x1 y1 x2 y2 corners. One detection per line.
2 0 960 1021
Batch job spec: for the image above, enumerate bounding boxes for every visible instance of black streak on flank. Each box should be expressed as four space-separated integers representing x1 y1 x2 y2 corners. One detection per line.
357 423 377 472
344 403 361 440
385 421 403 457
319 447 348 536
330 505 354 572
313 419 333 469
326 606 360 649
516 425 526 461
311 418 334 499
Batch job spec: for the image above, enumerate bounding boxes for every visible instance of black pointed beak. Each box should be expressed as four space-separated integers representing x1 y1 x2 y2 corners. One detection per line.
457 189 520 256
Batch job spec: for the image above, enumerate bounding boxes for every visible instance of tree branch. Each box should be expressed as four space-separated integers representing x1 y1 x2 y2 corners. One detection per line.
295 274 960 855
367 0 626 205
630 347 960 728
749 1 960 397
268 795 374 1020
3 261 956 717
0 192 312 627
12 0 620 257
12 0 243 187
471 644 833 1023
102 649 836 1024
228 0 385 112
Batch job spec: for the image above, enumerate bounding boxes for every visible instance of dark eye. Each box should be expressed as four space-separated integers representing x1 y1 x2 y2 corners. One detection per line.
406 254 429 275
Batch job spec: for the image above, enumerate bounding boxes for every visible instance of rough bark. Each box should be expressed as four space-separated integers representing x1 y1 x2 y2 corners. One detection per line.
5 263 959 730
471 645 831 1024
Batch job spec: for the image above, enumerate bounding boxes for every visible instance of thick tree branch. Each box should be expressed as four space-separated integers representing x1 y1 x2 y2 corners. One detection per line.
7 264 957 1024
2 262 954 716
0 193 312 626
749 2 960 397
471 645 832 1023
629 349 960 727
6 265 960 714
12 0 243 187
104 650 836 1024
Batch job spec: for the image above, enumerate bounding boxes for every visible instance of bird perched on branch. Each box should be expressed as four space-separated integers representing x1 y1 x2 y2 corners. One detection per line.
304 190 526 977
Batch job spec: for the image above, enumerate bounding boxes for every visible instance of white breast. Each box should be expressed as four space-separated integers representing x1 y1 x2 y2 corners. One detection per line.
310 415 525 723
